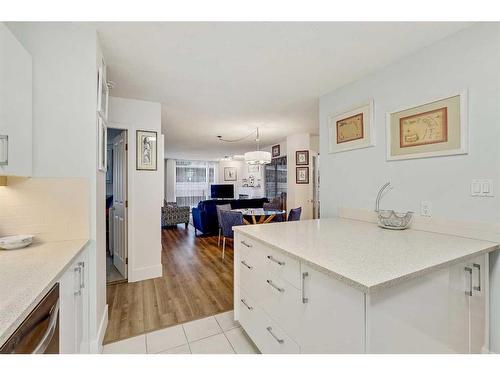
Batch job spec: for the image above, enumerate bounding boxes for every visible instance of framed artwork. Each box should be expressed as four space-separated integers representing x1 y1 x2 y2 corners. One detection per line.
97 116 107 172
296 166 309 184
97 58 108 119
136 130 157 171
328 101 375 153
224 167 237 181
296 150 309 165
386 91 468 161
272 144 280 158
248 164 259 173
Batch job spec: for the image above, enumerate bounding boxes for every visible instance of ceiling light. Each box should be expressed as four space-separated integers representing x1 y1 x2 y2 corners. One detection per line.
244 150 271 165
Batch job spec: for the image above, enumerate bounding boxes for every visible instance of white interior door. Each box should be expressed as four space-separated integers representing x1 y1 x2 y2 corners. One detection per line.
112 131 128 279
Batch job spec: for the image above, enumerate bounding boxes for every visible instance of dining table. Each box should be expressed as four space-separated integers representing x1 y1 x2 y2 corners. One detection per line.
232 208 286 225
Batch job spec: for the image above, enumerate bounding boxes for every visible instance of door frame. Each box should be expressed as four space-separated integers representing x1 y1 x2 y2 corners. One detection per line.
107 125 130 282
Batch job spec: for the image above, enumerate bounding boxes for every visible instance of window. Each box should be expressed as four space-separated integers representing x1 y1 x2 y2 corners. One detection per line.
175 160 217 208
265 156 287 208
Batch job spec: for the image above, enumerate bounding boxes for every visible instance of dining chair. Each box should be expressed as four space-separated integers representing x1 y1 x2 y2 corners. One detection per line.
263 202 284 222
220 210 244 260
288 207 302 221
216 204 232 247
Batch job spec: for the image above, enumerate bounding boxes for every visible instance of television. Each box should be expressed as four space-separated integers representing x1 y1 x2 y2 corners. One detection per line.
211 184 234 199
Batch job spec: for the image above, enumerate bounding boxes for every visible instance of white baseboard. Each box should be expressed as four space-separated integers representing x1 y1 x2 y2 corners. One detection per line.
90 304 108 354
129 263 162 282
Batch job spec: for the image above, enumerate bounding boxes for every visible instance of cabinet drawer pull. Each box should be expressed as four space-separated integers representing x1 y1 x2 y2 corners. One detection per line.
240 298 253 310
267 255 285 266
266 326 284 344
78 261 85 289
473 263 481 292
301 272 309 303
266 279 285 293
241 260 253 270
241 240 252 248
465 267 473 296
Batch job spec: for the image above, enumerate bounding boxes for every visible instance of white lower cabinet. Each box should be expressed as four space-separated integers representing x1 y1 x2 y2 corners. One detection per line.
59 248 89 354
234 233 489 354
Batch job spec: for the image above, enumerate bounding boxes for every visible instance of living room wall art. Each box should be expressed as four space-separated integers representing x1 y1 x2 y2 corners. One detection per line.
272 144 280 157
386 91 468 161
97 116 107 172
296 150 309 165
328 100 374 153
136 130 157 171
296 166 309 184
224 167 237 181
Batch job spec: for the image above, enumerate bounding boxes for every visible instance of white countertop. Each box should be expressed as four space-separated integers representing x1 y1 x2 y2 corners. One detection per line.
0 239 88 346
234 218 499 293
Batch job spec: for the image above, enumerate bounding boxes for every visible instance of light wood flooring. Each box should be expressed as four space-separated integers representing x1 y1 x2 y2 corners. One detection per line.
104 225 234 344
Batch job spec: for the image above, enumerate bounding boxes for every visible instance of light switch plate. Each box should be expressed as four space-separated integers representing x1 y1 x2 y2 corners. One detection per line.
471 179 494 197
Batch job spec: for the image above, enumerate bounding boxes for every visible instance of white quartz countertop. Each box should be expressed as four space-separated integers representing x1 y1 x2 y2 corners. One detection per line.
234 218 499 293
0 238 88 346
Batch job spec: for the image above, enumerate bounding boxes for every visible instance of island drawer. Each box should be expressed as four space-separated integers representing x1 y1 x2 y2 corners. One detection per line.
238 287 300 354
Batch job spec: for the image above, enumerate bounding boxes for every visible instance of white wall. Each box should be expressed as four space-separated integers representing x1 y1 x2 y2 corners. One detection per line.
6 22 105 352
319 23 500 351
108 96 163 282
218 159 264 199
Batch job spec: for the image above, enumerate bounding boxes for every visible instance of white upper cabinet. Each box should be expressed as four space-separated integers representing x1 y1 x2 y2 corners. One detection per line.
0 23 32 177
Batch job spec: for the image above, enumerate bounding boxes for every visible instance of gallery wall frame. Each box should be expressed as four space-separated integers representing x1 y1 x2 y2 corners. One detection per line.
386 90 468 161
136 130 158 171
328 100 375 153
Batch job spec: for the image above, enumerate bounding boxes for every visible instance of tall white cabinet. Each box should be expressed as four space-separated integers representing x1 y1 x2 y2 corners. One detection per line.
0 23 32 177
59 248 89 354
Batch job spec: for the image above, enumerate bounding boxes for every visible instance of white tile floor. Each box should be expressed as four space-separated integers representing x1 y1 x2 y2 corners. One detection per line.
103 310 260 354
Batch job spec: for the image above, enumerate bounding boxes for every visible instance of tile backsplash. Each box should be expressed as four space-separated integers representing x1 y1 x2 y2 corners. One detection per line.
0 177 89 242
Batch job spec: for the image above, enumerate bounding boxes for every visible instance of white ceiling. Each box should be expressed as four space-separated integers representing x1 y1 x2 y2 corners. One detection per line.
96 22 471 160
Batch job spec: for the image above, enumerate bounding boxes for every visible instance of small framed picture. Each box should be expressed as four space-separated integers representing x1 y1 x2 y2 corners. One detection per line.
97 116 107 172
296 166 309 184
328 101 375 153
272 144 280 158
136 130 157 171
296 150 309 165
224 167 237 181
248 164 259 173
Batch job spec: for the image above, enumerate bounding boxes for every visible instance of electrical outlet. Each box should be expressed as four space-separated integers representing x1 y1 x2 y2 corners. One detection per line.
421 201 432 217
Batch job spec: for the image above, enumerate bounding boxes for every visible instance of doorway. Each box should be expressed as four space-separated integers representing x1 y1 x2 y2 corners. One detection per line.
106 128 128 284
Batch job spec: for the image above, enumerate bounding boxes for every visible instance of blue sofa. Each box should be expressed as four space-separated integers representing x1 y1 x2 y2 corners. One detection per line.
192 198 268 235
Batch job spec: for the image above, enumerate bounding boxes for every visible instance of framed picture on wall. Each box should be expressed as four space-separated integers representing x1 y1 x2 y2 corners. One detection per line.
272 144 280 158
224 167 237 181
97 58 108 120
296 166 309 184
296 150 309 165
386 91 468 161
136 130 157 171
97 116 107 172
328 100 375 153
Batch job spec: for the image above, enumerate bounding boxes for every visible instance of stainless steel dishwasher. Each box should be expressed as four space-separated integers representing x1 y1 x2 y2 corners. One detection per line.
0 283 59 354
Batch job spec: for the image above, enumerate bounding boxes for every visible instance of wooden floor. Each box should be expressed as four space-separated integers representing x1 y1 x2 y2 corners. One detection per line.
104 225 234 344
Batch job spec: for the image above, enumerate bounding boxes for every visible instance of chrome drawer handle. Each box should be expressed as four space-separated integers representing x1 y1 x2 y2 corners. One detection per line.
241 240 252 248
240 298 253 310
473 263 481 292
301 272 309 303
266 326 284 344
78 261 85 289
74 266 82 296
241 260 253 270
267 255 285 266
465 267 473 296
266 279 285 293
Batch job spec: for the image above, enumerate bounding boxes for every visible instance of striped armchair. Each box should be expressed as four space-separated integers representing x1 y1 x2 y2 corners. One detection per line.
161 201 190 228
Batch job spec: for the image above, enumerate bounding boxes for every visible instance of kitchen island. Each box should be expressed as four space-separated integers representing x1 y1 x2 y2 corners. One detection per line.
234 218 499 353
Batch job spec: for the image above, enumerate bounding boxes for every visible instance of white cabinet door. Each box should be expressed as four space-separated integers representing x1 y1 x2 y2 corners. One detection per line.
367 261 470 353
299 264 365 353
0 23 32 176
59 249 88 354
469 254 488 354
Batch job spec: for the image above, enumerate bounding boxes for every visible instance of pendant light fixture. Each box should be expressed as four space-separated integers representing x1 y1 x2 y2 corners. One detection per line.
217 127 271 165
244 128 271 165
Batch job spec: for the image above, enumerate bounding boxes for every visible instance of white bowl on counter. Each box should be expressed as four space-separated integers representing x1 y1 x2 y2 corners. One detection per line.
0 235 35 250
